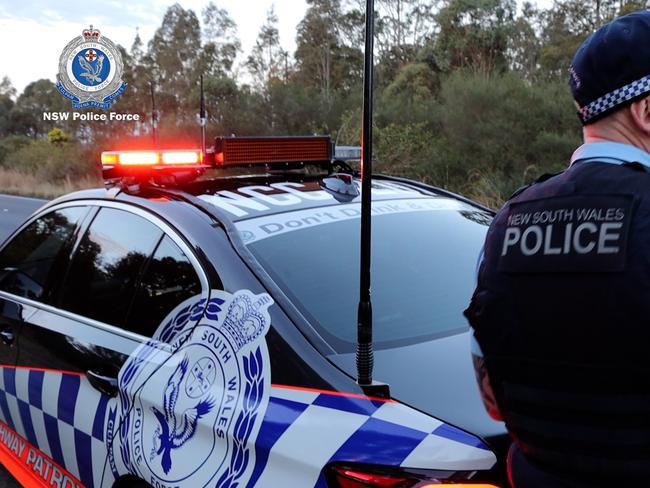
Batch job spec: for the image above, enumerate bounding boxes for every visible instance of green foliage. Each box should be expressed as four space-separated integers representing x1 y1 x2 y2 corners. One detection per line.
431 71 580 202
335 108 362 146
0 97 13 138
378 62 440 126
10 79 68 137
385 63 439 101
0 135 31 164
47 128 71 145
435 0 517 72
374 69 580 205
375 122 434 178
1 139 96 182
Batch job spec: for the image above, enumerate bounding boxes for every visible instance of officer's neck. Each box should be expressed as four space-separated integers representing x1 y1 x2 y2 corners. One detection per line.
583 113 650 154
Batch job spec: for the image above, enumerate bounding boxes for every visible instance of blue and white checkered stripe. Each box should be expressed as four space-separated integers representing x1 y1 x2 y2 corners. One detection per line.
247 387 496 488
0 368 110 488
579 74 650 123
0 368 496 488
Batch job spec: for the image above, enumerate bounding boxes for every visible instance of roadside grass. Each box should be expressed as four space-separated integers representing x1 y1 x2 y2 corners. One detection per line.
0 169 102 199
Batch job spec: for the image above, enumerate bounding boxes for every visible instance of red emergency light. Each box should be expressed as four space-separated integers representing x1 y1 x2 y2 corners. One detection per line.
101 149 205 182
101 136 334 183
101 149 203 167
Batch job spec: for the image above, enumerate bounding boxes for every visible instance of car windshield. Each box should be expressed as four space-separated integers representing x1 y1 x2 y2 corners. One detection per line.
237 197 492 353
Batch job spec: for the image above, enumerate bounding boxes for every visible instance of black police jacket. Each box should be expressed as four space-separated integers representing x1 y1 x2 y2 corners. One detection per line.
465 160 650 484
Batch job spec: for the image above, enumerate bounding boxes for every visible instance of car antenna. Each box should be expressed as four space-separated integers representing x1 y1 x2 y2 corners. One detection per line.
200 74 207 157
357 0 389 399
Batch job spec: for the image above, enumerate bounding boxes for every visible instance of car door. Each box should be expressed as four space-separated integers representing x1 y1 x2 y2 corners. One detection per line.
0 205 89 481
0 206 88 365
0 202 208 488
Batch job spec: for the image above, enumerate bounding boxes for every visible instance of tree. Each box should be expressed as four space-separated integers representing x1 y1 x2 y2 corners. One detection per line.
202 2 241 76
0 77 16 99
200 75 264 135
376 0 437 70
508 3 541 80
247 7 288 88
148 4 203 117
9 79 69 137
295 0 363 105
110 41 148 121
537 1 597 79
0 77 15 137
536 0 623 79
119 30 155 119
435 0 517 73
131 29 145 65
339 0 366 48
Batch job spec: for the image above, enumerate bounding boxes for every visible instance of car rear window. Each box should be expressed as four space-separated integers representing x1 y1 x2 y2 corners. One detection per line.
60 208 162 328
237 197 491 352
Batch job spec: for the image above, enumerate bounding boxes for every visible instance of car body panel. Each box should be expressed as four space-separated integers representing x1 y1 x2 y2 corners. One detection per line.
328 331 506 439
0 175 504 487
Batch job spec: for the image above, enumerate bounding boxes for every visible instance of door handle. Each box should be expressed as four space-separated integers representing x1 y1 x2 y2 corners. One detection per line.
0 328 14 346
86 370 119 397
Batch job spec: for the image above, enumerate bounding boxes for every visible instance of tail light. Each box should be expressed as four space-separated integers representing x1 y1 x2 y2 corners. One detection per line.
330 466 500 488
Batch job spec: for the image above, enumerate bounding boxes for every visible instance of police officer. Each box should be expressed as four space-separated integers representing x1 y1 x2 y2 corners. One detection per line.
465 10 650 488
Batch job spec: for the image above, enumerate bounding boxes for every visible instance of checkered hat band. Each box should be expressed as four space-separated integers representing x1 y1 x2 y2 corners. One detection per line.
579 74 650 123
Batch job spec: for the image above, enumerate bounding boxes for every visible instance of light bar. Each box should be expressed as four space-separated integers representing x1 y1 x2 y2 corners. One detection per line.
101 137 333 182
213 136 332 166
101 150 203 168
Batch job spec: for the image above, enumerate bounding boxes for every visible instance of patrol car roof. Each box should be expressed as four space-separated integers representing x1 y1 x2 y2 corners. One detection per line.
51 174 491 223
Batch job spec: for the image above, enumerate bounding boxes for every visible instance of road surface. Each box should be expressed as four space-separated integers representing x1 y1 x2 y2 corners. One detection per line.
0 195 46 487
0 195 46 243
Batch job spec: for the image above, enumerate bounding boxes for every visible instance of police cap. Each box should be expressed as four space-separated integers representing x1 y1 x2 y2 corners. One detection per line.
570 10 650 124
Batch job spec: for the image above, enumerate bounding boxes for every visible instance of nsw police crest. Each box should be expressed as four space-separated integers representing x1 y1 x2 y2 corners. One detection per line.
56 25 127 109
107 289 273 487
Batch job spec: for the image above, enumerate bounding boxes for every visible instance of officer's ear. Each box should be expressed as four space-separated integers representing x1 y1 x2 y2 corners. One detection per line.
629 96 650 135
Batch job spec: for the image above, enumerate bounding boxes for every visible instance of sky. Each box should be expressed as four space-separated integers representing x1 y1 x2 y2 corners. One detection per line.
0 0 554 96
0 0 309 94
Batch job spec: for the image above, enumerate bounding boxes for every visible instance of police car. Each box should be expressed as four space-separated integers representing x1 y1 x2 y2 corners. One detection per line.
0 136 505 487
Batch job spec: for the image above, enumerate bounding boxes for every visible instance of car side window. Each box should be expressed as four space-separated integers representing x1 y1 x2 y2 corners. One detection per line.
125 236 202 337
0 207 86 301
59 207 162 327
